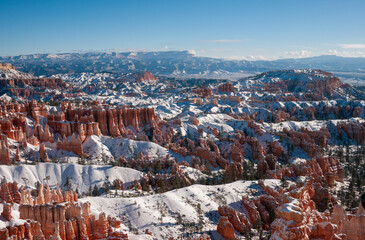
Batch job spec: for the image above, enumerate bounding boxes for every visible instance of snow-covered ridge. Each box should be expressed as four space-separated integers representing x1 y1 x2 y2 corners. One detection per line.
0 163 143 192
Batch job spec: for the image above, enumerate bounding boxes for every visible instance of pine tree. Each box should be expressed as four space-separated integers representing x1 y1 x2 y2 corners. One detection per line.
280 177 288 188
88 186 93 196
92 185 100 196
103 181 110 197
64 176 72 191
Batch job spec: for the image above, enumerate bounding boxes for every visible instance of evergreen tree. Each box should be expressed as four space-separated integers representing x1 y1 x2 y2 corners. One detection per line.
64 176 72 191
88 186 93 196
92 185 100 196
280 177 288 188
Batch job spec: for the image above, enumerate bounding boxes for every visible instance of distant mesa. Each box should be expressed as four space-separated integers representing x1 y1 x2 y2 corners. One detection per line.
0 63 15 70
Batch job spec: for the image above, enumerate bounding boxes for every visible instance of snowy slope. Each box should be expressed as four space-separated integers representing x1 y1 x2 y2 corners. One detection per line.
80 179 280 239
0 163 144 192
82 135 170 160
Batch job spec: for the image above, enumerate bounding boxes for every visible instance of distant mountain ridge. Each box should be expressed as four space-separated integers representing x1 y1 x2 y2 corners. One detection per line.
0 51 365 77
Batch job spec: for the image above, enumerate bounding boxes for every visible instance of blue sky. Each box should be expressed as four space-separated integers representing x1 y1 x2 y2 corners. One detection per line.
1 0 365 59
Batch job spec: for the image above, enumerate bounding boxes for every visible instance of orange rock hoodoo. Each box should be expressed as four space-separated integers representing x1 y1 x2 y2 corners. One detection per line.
48 103 159 138
216 180 360 240
217 216 235 240
0 99 160 158
0 182 128 240
39 143 50 162
0 139 10 165
218 82 236 93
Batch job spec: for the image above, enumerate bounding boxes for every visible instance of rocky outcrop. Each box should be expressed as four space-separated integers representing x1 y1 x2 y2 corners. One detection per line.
278 128 330 158
242 196 261 226
56 134 84 156
269 181 344 240
14 147 21 162
272 110 290 123
133 71 157 82
218 205 249 234
0 181 21 204
49 104 158 137
0 183 128 240
255 70 344 98
34 124 54 143
1 202 11 221
0 140 10 165
330 202 365 240
18 202 127 240
0 118 25 141
190 116 199 125
217 216 235 240
39 143 50 162
224 162 243 182
337 121 365 144
0 63 15 70
218 83 235 93
191 88 213 96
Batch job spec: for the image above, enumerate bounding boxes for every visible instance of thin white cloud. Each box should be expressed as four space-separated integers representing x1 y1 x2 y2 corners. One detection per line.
338 44 365 49
207 39 243 43
283 50 312 58
223 55 267 60
323 49 365 57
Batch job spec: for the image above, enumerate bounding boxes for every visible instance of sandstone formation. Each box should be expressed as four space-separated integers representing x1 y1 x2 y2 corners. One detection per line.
133 71 157 82
56 134 84 156
0 63 15 70
337 121 365 144
218 205 249 234
0 139 10 165
191 87 213 96
0 181 21 204
330 202 365 240
14 147 21 162
39 143 50 162
1 202 11 221
217 179 352 240
218 82 235 93
217 216 235 240
0 182 128 240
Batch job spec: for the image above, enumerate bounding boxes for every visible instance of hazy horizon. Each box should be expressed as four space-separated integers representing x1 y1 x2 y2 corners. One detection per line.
2 49 365 62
